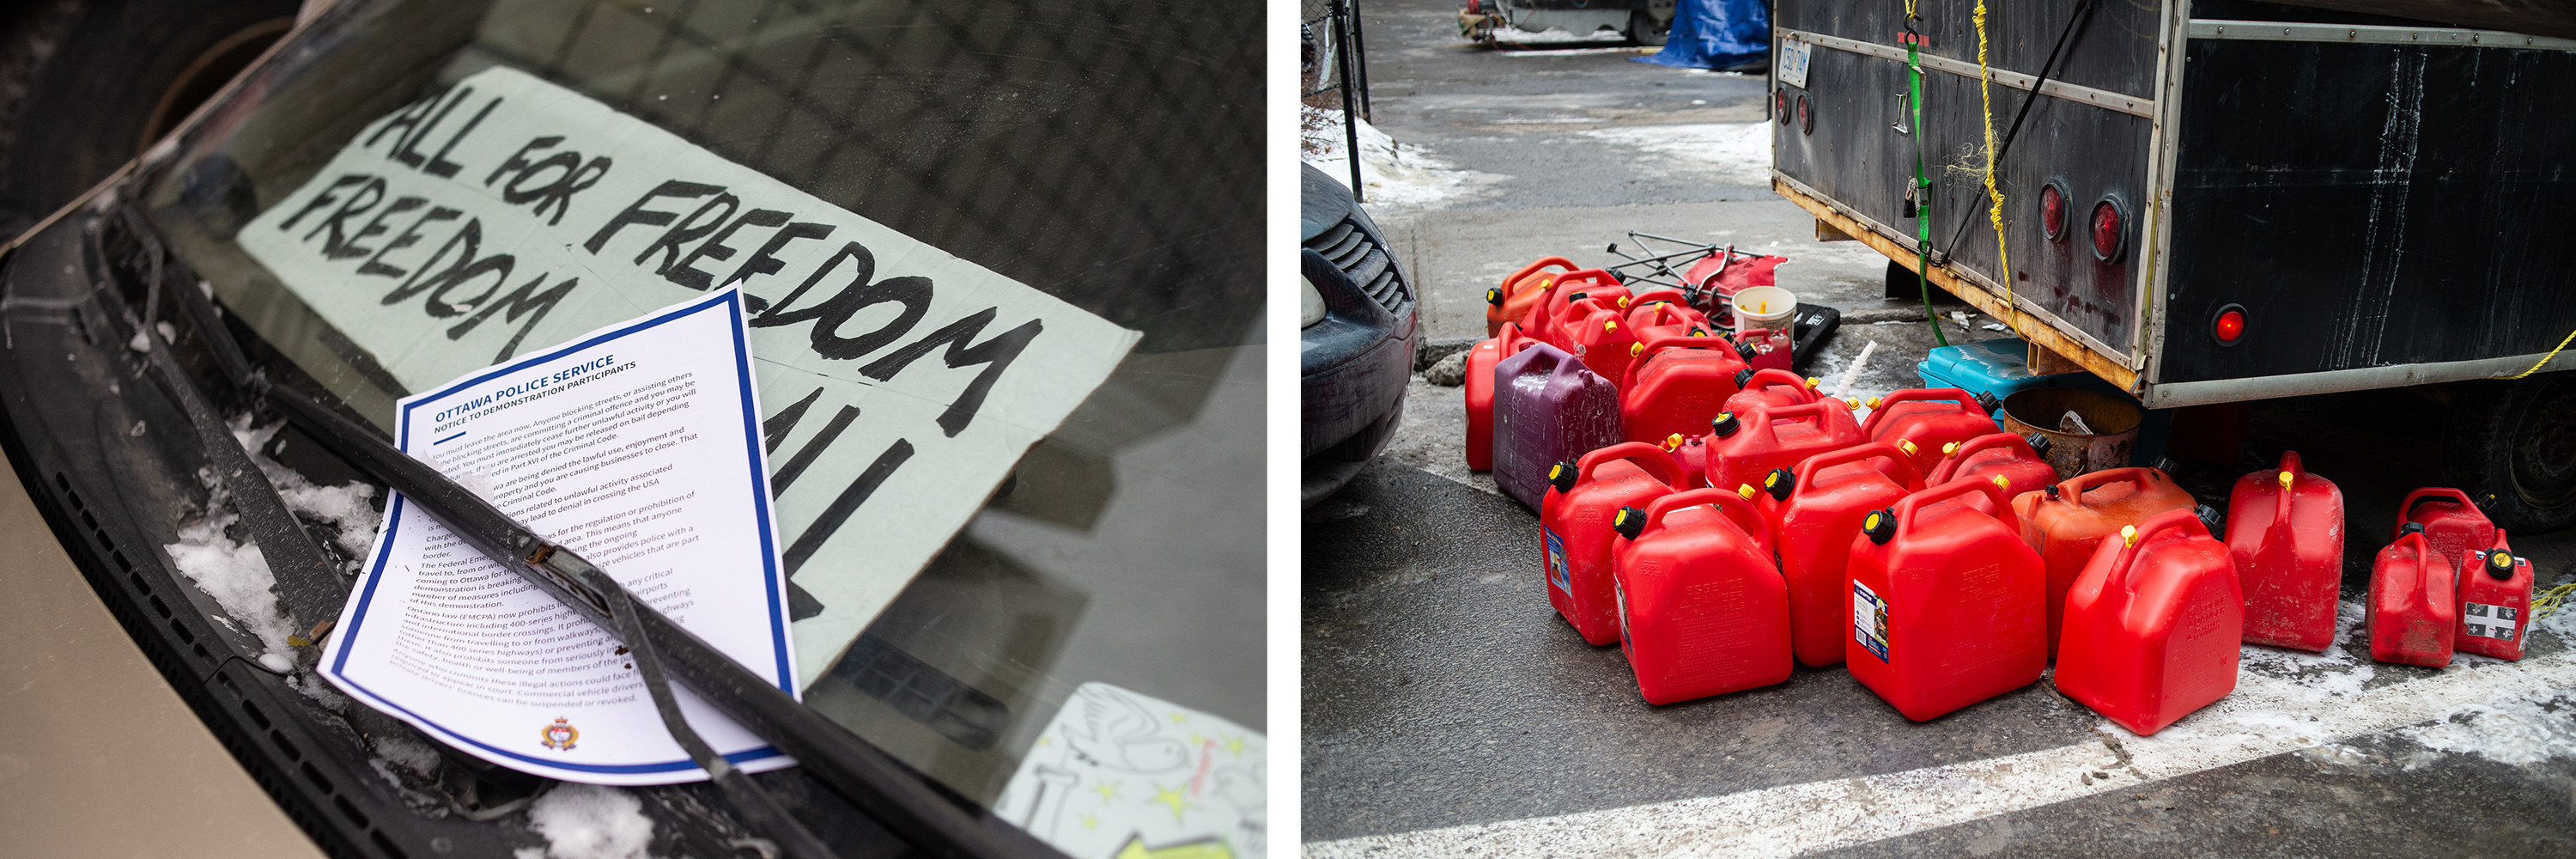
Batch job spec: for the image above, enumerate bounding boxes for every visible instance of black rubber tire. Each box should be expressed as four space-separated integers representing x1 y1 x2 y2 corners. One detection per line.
2443 374 2576 534
2 0 299 220
1628 9 1670 47
1884 258 1923 300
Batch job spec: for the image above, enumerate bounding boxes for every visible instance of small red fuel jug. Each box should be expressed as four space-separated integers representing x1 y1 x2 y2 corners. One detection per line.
1845 478 2048 721
1525 269 1622 346
1661 432 1715 489
1489 256 1577 338
1704 401 1867 497
2226 452 2345 652
2454 533 2531 661
1462 322 1539 472
1621 333 1748 444
2013 467 2200 657
1756 442 1922 667
1925 433 2057 516
2368 527 2457 667
1735 328 1793 372
1540 289 1624 352
1492 343 1624 510
1722 368 1823 414
1861 388 2001 478
1625 298 1709 345
1539 443 1692 646
1609 488 1789 705
1566 306 1643 383
2052 510 2245 735
2394 488 2495 585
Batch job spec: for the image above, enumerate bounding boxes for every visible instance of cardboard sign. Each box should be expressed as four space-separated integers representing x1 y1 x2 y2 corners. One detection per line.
240 66 1138 685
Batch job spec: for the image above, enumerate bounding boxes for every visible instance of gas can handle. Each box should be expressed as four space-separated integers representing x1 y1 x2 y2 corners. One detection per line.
1502 256 1577 293
2388 532 2450 609
1577 442 1690 490
2100 509 2212 594
1641 487 1773 554
1894 476 2020 536
1857 387 1981 436
2049 466 2161 509
1740 368 1812 399
1629 286 1689 308
1929 432 2037 484
2395 487 2481 539
1497 322 1540 359
2269 449 2305 524
1794 441 1923 491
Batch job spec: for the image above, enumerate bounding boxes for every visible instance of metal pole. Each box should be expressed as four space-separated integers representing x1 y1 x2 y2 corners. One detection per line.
1335 0 1363 201
1351 0 1374 122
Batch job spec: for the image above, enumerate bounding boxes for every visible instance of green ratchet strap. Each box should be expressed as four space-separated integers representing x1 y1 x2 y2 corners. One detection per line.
1902 13 1948 347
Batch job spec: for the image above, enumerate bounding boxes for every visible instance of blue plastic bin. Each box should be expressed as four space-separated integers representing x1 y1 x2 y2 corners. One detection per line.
1917 337 2171 466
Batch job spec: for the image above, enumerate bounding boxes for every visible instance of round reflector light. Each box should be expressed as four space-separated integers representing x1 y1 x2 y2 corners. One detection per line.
2091 198 2123 261
2214 303 2247 346
1776 89 1790 124
1797 94 1814 135
2039 184 2066 241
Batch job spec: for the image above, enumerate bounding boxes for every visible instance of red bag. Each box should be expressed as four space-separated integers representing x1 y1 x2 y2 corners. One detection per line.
2053 510 2244 735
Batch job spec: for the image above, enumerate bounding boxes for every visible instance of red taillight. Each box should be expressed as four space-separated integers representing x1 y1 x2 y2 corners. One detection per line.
1777 89 1789 124
2214 305 2246 345
1797 94 1814 135
2040 185 2065 241
2091 198 2123 261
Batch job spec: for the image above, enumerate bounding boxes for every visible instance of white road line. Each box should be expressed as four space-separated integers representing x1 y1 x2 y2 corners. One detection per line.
1309 609 2576 859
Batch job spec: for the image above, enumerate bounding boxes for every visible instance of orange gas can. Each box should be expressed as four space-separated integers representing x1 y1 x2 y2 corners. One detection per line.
1539 443 1692 646
1722 368 1822 414
2226 452 2345 652
1756 442 1922 667
2454 534 2531 661
1704 401 1866 498
2052 510 2244 735
1861 388 2001 478
1462 322 1540 472
1609 488 1789 704
1621 333 1748 444
2367 527 2457 667
1925 433 2057 516
1488 256 1577 338
1845 478 2048 721
2394 488 2495 586
2013 467 2199 656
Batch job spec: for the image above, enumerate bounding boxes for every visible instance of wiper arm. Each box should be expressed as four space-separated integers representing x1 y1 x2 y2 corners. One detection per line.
111 206 1044 859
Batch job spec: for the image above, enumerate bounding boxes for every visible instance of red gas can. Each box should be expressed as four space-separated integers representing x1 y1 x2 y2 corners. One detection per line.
1525 270 1622 346
1621 333 1748 443
2225 451 2345 652
1756 442 1922 667
1661 432 1715 489
1609 488 1789 704
1538 443 1692 646
1862 388 2001 478
1925 433 2057 516
2013 467 2199 657
2052 510 2245 735
1489 256 1577 338
1565 305 1643 382
1625 297 1709 344
2394 488 2495 586
1679 251 1786 326
1735 328 1793 373
1722 368 1822 414
1492 343 1624 510
1845 478 2048 721
2454 533 2532 661
1704 401 1867 497
2367 527 2457 667
1462 322 1539 472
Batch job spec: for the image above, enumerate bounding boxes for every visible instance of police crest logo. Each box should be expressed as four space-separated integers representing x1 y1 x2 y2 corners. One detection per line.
539 717 580 751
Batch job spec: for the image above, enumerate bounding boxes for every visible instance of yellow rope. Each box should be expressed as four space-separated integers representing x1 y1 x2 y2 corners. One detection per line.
2494 326 2576 380
2535 582 2575 623
1972 0 2014 330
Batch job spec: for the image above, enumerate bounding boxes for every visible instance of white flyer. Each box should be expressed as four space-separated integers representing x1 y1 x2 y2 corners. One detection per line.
319 287 796 785
995 684 1267 859
238 65 1139 686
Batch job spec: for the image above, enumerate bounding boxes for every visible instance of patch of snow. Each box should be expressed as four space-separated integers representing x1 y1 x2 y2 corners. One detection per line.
518 784 658 859
127 331 149 353
1577 122 1771 186
1492 27 1629 45
1301 106 1497 212
165 510 297 673
373 733 440 779
2397 695 2576 766
231 417 383 561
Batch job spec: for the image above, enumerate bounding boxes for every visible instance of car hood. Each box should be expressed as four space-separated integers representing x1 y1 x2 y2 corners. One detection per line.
1301 161 1357 243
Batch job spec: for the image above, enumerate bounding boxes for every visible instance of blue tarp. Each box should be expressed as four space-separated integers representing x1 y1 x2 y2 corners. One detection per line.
1632 0 1769 70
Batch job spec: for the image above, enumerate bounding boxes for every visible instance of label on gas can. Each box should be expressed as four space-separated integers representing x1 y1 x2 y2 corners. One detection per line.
2463 603 2520 641
1853 581 1891 661
1543 527 1574 596
1617 578 1633 652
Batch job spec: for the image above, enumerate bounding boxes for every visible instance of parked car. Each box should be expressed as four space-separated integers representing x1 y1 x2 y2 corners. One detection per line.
0 0 1263 856
1301 162 1419 507
1458 0 1676 46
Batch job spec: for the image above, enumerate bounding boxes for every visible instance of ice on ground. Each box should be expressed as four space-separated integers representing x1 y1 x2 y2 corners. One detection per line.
165 511 297 673
231 416 384 560
515 784 659 859
1302 106 1498 212
1579 122 1772 187
372 733 440 779
2398 695 2576 766
1492 26 1630 45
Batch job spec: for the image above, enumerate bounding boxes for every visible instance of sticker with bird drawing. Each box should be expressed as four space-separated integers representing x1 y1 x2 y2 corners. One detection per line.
995 683 1266 859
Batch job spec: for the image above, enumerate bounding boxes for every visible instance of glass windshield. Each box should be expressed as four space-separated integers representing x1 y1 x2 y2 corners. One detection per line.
134 0 1262 829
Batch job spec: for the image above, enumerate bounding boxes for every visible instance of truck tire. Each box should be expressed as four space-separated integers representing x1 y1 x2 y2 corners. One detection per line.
2 0 299 220
2443 374 2576 533
1628 9 1669 46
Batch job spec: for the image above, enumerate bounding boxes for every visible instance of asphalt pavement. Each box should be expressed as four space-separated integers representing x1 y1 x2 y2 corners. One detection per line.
1302 1 2576 855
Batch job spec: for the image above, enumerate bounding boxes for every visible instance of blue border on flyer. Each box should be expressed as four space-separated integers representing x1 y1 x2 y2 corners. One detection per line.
327 288 793 775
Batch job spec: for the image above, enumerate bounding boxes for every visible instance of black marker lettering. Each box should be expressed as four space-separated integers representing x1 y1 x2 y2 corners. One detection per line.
667 209 789 289
423 96 499 178
503 155 611 227
276 174 372 232
750 241 928 360
303 177 387 257
781 437 914 575
362 95 438 149
770 405 859 493
858 308 1042 437
337 196 425 261
583 180 720 254
726 222 834 301
393 86 471 168
357 204 463 277
634 192 737 274
447 275 579 362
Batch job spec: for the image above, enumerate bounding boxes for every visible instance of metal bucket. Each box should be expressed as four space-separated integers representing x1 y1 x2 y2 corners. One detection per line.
2001 388 2142 481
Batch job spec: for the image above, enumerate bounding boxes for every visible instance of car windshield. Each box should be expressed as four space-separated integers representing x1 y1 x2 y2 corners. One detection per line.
117 0 1258 837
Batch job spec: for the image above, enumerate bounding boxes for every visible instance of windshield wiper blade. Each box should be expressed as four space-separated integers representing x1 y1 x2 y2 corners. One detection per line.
114 206 1046 859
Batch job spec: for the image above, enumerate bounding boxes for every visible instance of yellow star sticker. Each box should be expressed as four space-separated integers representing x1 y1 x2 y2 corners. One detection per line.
1092 780 1121 802
1224 734 1245 757
1188 733 1203 745
1169 711 1187 724
1150 782 1195 824
1037 735 1053 746
1078 813 1099 831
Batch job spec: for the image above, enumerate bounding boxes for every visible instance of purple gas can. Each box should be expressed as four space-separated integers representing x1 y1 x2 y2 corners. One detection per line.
1494 343 1623 509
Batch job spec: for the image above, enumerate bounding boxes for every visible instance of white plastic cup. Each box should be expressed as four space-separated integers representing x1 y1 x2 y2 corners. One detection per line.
1732 285 1797 336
